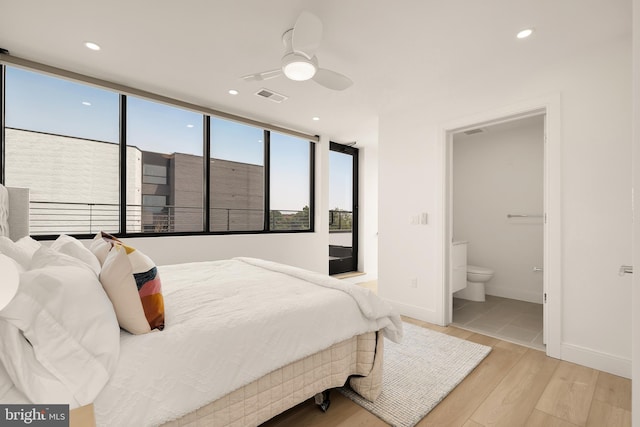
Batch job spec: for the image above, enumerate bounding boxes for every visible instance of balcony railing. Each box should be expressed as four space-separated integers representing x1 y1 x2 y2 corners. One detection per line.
30 201 122 235
270 209 310 231
329 209 352 232
28 200 310 234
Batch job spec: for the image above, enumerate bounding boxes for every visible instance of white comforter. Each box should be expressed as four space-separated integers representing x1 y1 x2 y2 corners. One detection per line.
93 257 402 426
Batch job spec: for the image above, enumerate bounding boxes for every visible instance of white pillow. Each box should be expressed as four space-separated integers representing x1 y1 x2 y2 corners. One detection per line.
15 236 42 255
0 184 9 237
30 246 95 274
0 236 32 270
0 265 120 408
51 234 101 276
89 232 112 266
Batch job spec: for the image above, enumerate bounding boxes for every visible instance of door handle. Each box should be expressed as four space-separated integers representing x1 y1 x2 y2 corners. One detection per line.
619 265 633 276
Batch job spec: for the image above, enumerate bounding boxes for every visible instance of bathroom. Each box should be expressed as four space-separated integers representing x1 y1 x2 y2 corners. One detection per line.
451 114 545 350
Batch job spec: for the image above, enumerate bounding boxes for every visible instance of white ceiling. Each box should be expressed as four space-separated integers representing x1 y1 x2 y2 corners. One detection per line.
0 0 631 147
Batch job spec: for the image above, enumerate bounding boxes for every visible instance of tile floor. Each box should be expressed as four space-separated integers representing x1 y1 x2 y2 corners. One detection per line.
452 295 545 350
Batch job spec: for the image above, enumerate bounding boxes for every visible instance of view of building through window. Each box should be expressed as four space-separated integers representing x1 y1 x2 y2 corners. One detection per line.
210 118 264 232
2 66 313 235
4 67 122 235
127 96 205 233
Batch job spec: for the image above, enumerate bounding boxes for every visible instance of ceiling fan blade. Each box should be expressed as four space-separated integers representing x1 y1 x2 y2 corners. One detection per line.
241 69 282 82
312 68 353 91
292 11 323 58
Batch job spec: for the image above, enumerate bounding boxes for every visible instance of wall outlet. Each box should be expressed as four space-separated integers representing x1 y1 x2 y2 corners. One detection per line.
409 278 418 288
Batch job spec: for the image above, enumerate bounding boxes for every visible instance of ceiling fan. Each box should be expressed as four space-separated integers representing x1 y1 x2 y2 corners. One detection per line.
241 11 353 91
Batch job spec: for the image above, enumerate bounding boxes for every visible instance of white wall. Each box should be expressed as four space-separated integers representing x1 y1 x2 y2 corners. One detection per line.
379 36 633 376
356 144 378 280
120 232 329 273
631 0 640 421
453 119 544 303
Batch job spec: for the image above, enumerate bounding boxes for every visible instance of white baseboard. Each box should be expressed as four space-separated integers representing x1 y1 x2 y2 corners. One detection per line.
561 343 631 379
485 284 543 304
382 298 441 325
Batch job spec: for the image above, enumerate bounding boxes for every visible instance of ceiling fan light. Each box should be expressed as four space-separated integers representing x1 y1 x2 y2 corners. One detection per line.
517 28 534 39
282 53 316 81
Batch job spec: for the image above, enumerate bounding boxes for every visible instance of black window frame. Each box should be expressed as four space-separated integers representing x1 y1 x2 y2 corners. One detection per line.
0 65 315 239
328 141 358 275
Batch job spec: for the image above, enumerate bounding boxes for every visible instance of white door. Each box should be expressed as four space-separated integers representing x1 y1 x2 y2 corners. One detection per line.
632 130 639 425
632 0 639 422
632 114 639 425
543 114 548 345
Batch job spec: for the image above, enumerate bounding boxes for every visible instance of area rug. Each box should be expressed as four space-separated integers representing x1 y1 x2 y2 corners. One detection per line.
339 322 491 427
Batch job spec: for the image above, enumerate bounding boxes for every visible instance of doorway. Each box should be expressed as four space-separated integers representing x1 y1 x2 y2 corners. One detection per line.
440 98 562 358
329 142 358 275
450 116 545 349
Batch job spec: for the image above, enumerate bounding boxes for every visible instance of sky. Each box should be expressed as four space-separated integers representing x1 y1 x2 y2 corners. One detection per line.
329 150 353 210
4 66 320 211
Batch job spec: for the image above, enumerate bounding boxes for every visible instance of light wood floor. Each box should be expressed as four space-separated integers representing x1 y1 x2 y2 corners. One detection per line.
261 317 631 427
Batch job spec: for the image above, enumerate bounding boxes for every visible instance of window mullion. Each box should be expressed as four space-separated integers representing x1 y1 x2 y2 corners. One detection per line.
0 64 5 185
309 141 315 231
204 115 211 232
263 130 271 231
119 94 127 235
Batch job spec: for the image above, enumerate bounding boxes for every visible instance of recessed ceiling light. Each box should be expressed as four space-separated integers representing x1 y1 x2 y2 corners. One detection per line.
84 41 101 51
82 101 92 106
186 124 194 128
228 89 239 95
312 117 320 121
516 28 534 39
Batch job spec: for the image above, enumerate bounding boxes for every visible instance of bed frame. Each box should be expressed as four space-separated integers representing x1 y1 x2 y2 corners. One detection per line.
161 332 383 427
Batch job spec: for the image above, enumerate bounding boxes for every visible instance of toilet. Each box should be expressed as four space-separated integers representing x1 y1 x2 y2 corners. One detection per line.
454 264 494 302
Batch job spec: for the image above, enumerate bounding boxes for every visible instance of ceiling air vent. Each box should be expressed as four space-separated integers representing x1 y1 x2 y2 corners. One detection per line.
464 128 484 136
255 88 288 103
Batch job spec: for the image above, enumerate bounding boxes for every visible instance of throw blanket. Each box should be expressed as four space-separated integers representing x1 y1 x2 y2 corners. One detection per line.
91 258 402 426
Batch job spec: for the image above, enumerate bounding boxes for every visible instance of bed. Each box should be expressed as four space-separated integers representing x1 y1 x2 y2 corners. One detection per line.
0 185 402 427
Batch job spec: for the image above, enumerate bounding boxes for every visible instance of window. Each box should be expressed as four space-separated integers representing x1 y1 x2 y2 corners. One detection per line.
210 118 264 231
143 164 168 185
1 64 315 237
269 133 312 230
329 142 358 275
3 67 120 235
126 96 204 233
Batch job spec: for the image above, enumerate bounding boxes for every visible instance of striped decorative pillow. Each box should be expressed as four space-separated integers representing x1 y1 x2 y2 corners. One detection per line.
93 232 165 334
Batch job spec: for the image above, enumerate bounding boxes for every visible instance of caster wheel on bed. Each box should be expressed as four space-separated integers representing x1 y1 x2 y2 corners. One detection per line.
314 390 331 412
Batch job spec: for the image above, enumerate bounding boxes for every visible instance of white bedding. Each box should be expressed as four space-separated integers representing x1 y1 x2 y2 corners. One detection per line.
1 257 401 426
